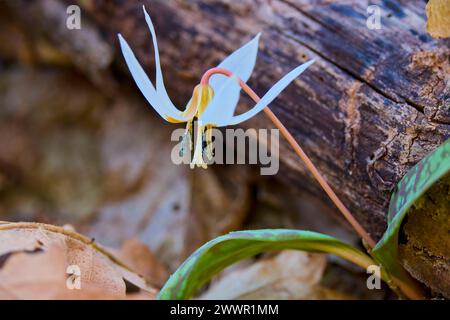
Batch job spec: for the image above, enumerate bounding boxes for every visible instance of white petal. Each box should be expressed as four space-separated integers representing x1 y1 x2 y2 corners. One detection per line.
118 33 187 121
117 34 161 116
228 60 315 125
209 33 261 93
200 76 242 127
143 6 178 110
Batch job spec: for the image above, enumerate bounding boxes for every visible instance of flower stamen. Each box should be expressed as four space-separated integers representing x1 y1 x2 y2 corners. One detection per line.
191 121 208 169
187 83 214 169
180 121 193 157
203 125 214 161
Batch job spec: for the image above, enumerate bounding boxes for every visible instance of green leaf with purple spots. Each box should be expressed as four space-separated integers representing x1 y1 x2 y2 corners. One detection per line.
158 229 382 300
372 139 450 283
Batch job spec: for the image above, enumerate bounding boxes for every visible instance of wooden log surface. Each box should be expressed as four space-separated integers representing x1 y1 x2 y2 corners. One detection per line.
76 0 450 239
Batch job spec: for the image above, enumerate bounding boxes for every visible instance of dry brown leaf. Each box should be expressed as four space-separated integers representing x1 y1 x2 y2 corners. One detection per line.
0 245 66 299
0 222 158 300
426 0 450 38
199 250 352 300
0 245 127 299
116 239 168 288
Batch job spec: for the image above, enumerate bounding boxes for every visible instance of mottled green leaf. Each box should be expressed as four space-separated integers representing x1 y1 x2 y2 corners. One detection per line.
373 139 450 282
158 229 381 300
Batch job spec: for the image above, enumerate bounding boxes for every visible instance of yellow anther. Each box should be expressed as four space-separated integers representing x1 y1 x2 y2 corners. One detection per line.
204 125 214 160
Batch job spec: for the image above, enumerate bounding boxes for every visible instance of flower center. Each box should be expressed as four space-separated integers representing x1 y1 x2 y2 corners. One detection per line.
180 84 215 169
185 67 246 169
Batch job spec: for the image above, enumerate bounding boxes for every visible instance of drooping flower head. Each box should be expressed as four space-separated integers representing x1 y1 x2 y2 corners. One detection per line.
118 6 314 168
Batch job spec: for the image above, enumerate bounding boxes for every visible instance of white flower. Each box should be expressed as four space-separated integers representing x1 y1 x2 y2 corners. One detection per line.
118 5 314 168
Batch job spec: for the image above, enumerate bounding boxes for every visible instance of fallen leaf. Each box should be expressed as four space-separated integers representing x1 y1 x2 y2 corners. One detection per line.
116 239 168 288
0 222 158 299
0 245 131 299
199 250 351 300
426 0 450 38
0 245 66 299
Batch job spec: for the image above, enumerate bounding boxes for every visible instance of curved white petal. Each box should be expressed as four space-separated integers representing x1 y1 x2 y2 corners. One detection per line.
200 76 242 127
142 6 178 110
227 60 315 125
118 34 187 122
209 33 261 93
